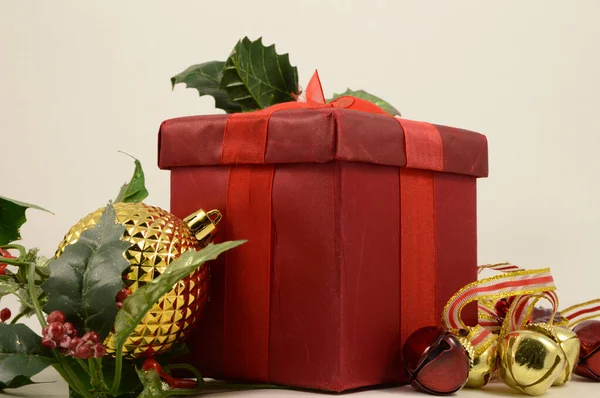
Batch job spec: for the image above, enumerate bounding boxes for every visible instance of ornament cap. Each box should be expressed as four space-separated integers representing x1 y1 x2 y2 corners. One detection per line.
184 209 222 246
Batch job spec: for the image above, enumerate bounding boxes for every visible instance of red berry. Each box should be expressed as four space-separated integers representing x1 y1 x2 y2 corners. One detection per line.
82 331 100 344
93 343 107 358
494 298 511 319
47 310 66 324
59 335 72 349
116 287 131 308
69 337 84 354
42 325 49 336
63 322 76 337
0 308 11 323
0 248 14 275
116 287 131 302
41 335 58 349
47 322 65 340
75 343 93 359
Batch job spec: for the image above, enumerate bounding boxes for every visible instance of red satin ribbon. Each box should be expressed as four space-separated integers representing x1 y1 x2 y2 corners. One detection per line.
399 168 438 361
222 110 275 380
397 119 444 171
220 71 446 382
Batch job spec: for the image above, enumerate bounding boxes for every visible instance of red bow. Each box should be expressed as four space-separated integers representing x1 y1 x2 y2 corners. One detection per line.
272 70 390 116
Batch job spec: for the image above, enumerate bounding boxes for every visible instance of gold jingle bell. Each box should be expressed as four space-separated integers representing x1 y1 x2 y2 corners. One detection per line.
464 335 499 388
497 330 566 396
56 203 222 358
524 323 580 386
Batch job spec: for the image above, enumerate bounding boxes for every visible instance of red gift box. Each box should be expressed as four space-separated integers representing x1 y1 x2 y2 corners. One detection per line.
158 105 488 392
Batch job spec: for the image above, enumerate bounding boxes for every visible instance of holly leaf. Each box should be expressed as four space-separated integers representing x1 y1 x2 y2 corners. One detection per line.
171 61 242 114
42 203 131 340
0 324 55 390
220 37 298 111
113 241 245 355
0 196 52 245
115 153 149 204
329 89 401 116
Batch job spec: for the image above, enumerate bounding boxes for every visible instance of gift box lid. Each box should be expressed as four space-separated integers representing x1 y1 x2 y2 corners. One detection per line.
158 108 488 178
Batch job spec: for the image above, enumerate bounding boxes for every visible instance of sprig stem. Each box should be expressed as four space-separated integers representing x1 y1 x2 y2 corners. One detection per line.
163 363 203 387
88 357 108 394
9 307 30 324
27 262 92 398
0 256 29 267
0 244 27 258
109 347 123 395
27 262 46 327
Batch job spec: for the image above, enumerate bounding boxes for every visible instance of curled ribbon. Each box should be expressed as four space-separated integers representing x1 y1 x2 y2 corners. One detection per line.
442 264 557 355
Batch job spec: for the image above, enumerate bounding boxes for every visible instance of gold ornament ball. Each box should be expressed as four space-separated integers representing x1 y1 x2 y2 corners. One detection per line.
497 330 566 396
525 323 580 386
56 202 221 358
465 336 498 389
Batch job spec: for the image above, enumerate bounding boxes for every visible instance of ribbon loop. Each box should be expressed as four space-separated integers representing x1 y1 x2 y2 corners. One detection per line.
562 298 600 328
443 268 556 331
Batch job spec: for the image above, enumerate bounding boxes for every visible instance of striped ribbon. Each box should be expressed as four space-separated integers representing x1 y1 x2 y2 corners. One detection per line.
561 298 600 328
443 265 557 353
476 264 559 331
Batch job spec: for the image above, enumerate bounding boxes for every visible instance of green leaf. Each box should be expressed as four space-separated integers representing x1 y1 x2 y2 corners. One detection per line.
0 278 18 296
0 323 55 390
113 241 245 353
0 196 52 245
42 203 131 340
220 37 298 111
171 61 242 114
115 153 149 204
329 89 401 116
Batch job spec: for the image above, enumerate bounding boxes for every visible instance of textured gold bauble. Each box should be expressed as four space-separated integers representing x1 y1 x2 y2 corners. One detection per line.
497 330 566 396
56 202 219 358
465 336 498 388
525 323 581 386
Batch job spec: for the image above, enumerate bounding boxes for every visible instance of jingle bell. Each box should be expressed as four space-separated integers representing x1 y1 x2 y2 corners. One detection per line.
573 320 600 381
464 335 498 388
402 326 470 395
56 203 222 358
525 323 580 386
497 330 566 395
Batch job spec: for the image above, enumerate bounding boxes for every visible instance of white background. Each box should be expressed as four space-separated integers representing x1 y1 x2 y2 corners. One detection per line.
1 1 599 396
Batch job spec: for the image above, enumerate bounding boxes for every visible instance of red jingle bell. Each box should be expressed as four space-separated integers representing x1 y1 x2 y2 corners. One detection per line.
573 320 600 381
402 326 470 395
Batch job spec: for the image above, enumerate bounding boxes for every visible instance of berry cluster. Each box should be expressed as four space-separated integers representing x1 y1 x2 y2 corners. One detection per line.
41 310 106 359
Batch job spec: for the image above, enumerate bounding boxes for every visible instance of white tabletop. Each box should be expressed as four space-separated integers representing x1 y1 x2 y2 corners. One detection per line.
7 368 597 397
